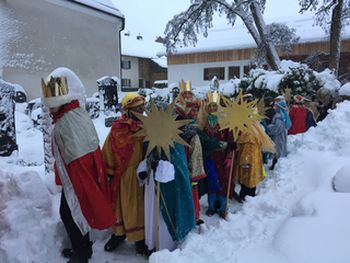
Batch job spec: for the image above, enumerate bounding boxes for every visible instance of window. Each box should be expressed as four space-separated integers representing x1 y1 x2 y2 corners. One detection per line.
243 65 250 76
203 67 225 81
121 60 131 69
243 64 257 76
121 78 131 88
139 79 144 88
228 66 240 79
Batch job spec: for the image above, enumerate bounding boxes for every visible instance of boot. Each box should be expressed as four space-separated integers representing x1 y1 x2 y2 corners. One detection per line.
269 158 278 170
104 234 126 252
135 239 151 257
205 209 215 217
232 191 243 203
218 211 227 219
67 255 88 263
196 218 204 225
62 248 75 259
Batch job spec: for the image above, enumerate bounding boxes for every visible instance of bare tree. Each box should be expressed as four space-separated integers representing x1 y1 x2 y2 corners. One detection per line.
299 0 350 76
163 0 282 70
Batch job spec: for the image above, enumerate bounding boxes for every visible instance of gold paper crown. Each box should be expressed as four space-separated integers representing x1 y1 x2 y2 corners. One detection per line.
179 79 192 93
207 91 220 104
41 76 69 98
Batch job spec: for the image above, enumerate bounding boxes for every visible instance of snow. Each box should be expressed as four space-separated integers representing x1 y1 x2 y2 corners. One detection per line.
167 14 350 55
339 82 350 96
333 164 350 193
45 67 87 106
1 91 350 263
314 69 342 94
73 0 124 18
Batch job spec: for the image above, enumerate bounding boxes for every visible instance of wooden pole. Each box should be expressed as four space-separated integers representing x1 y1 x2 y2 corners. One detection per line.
225 150 235 219
156 180 160 251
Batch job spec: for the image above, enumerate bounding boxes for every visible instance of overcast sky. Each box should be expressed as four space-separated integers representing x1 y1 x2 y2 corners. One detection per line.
112 0 304 39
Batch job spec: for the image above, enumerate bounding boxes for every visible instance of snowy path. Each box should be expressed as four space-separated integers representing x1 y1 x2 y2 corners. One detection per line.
1 102 350 263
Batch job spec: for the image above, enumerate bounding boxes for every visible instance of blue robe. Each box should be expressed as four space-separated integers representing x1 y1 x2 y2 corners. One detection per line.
159 143 195 242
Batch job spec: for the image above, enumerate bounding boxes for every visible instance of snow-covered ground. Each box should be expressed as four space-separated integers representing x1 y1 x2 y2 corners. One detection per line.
1 100 350 263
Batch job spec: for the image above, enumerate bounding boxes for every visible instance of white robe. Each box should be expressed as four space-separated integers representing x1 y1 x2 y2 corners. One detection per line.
137 160 176 251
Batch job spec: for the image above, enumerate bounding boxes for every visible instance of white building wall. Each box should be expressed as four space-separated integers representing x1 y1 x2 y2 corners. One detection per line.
0 0 123 100
121 55 139 89
168 60 250 87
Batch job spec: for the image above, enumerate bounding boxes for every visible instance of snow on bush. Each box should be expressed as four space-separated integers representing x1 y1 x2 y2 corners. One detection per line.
339 82 350 96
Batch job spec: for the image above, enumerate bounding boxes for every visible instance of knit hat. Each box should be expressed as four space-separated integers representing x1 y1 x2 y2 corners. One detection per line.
293 94 304 103
275 100 288 111
121 92 145 112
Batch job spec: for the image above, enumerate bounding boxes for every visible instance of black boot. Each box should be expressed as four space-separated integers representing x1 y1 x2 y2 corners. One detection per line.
62 248 75 259
135 239 151 257
269 158 278 170
218 211 227 219
67 256 88 263
104 234 126 252
232 191 243 203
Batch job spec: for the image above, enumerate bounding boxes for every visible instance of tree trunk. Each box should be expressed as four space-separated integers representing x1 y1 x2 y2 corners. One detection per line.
249 2 281 70
329 0 343 77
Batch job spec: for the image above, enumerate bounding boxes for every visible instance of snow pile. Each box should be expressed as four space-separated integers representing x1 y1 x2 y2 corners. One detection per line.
0 169 61 263
150 101 350 263
339 82 350 96
314 68 341 93
332 164 350 193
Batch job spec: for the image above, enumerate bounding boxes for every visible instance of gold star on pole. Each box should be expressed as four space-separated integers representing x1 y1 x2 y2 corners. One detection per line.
216 90 263 139
133 100 191 160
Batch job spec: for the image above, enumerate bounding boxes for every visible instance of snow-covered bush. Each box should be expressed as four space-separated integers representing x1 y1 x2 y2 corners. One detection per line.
0 80 17 156
278 66 321 99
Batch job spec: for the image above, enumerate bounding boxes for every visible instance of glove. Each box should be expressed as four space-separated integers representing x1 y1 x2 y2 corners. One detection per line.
219 141 228 149
227 142 237 151
138 171 148 180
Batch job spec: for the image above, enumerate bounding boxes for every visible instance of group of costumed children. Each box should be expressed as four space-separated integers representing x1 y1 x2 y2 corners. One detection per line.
42 68 276 263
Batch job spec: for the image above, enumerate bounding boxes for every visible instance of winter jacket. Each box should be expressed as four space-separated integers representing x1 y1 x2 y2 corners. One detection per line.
288 104 308 135
267 113 288 158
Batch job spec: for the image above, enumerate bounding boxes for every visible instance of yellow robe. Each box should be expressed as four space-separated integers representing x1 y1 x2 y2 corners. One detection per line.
236 131 264 188
103 133 145 242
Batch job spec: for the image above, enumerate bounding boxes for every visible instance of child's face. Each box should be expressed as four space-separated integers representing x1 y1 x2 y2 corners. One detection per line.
208 103 218 113
188 107 199 119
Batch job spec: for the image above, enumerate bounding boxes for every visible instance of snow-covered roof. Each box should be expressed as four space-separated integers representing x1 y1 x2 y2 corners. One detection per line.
171 14 350 55
121 32 167 68
72 0 124 19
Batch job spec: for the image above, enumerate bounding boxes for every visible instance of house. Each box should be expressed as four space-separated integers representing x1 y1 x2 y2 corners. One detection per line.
166 15 350 87
120 32 167 91
0 0 124 100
